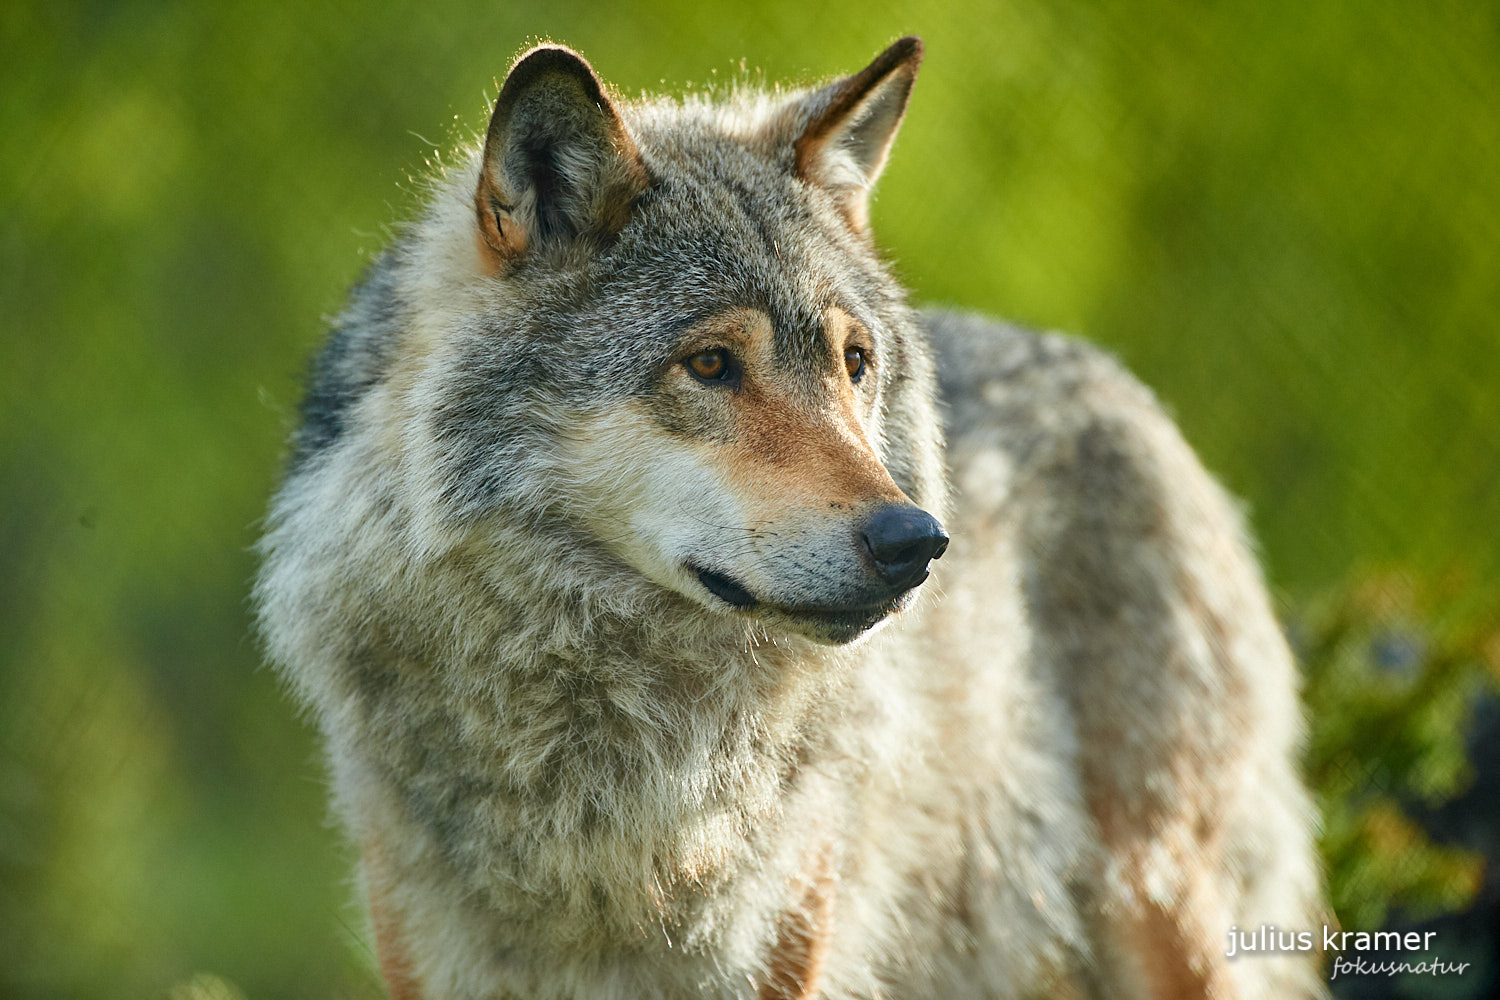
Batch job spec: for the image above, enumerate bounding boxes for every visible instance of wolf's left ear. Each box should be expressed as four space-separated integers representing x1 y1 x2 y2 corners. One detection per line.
475 45 648 270
791 36 923 231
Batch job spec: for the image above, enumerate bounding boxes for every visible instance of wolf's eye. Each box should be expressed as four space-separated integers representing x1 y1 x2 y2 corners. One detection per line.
844 346 867 383
684 349 737 385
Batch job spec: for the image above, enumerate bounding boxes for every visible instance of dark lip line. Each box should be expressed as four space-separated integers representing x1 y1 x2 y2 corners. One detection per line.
691 565 906 621
769 600 901 626
693 566 757 608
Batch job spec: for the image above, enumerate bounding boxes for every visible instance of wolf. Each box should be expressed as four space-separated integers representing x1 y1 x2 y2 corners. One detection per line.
256 36 1326 1000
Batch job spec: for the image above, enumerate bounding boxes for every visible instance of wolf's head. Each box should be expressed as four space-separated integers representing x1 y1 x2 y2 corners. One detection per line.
316 39 947 646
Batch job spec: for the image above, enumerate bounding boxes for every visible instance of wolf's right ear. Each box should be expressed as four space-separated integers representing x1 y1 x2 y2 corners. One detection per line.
785 37 923 232
475 45 648 271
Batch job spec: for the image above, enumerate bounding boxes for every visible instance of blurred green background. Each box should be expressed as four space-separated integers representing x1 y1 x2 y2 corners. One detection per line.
3 1 1498 997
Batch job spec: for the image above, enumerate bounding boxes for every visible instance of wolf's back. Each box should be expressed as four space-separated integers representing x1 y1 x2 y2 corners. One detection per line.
921 307 1326 999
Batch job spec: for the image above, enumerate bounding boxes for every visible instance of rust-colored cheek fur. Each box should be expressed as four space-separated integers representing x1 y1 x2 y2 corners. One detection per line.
723 382 904 514
697 307 908 518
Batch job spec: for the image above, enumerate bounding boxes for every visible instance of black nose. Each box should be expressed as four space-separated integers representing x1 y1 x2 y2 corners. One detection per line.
860 505 949 589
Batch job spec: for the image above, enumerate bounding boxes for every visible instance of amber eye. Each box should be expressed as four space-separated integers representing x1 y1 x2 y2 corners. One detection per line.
844 345 867 383
684 348 737 385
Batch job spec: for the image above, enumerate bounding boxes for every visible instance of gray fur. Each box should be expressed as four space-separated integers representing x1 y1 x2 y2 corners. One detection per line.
257 40 1325 1000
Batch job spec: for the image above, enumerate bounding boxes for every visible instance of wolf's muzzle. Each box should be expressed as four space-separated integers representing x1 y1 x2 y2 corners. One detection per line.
860 504 949 590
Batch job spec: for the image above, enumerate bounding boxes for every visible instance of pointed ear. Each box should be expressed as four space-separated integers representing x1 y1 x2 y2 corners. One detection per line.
793 37 923 231
475 45 648 270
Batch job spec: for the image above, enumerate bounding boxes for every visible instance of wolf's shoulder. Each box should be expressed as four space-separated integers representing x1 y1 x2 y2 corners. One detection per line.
919 307 1168 464
289 253 406 472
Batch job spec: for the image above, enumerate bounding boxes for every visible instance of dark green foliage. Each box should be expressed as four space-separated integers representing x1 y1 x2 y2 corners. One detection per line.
1301 574 1499 933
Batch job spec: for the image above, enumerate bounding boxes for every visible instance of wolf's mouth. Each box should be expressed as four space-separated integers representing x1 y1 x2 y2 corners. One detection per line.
691 565 908 637
694 567 758 608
